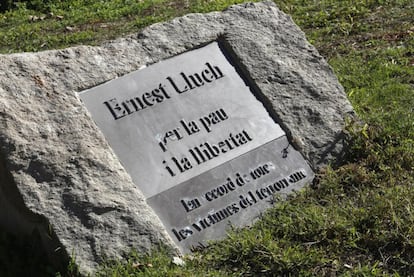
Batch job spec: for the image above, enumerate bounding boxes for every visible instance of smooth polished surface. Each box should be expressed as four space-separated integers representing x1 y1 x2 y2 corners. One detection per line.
80 42 285 198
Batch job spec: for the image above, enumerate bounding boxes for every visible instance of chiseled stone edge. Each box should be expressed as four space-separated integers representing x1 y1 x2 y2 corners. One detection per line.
0 1 354 274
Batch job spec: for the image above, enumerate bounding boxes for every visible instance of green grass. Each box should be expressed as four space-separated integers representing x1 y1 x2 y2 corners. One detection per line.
0 0 253 53
0 0 413 276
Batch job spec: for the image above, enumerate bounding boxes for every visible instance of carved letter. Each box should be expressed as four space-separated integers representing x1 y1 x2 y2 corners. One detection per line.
206 62 224 79
166 76 189 94
103 98 127 120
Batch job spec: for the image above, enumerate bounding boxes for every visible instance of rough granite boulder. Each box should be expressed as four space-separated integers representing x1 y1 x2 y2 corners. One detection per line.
0 1 355 274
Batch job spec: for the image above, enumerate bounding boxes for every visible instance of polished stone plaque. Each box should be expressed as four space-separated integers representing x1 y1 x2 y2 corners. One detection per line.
80 42 285 198
79 42 313 251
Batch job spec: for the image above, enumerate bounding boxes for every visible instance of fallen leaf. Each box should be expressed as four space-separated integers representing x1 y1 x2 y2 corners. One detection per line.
344 264 353 269
172 256 185 266
132 262 141 268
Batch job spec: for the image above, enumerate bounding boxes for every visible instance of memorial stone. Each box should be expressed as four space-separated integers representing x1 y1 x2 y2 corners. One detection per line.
0 1 355 274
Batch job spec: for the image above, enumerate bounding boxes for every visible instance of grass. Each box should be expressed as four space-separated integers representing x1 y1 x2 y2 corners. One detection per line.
0 0 413 276
0 0 252 53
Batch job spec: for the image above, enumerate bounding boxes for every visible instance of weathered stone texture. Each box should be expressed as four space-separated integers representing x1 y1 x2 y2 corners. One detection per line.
0 1 354 274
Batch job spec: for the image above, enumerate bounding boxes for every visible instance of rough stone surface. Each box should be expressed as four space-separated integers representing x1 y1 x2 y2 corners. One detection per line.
0 1 355 274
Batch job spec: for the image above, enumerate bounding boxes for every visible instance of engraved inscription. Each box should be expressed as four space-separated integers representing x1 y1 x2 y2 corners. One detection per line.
104 62 224 120
171 167 307 242
79 42 313 252
158 108 253 177
104 83 171 120
166 62 224 94
147 136 314 252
